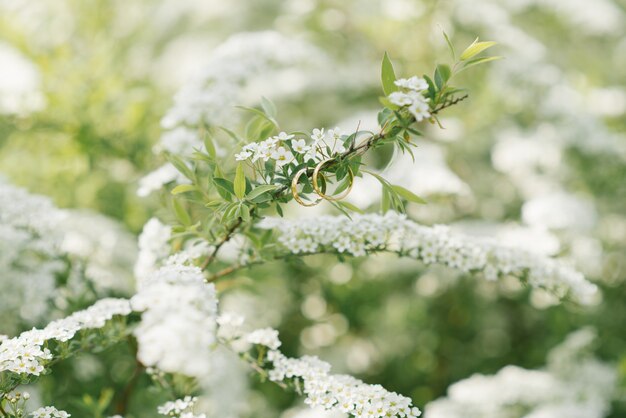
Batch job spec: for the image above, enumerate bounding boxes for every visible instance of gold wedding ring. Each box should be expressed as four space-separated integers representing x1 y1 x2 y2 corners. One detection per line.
312 159 354 201
291 167 324 207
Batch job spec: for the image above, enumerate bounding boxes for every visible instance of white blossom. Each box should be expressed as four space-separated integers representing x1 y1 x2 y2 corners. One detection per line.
425 328 616 418
131 262 218 378
31 406 70 418
259 212 596 304
0 299 131 376
0 41 45 116
394 76 428 92
231 326 421 418
134 218 172 284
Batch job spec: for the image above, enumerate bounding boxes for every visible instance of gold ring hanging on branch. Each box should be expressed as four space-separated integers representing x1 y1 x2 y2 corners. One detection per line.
291 167 327 207
312 158 354 202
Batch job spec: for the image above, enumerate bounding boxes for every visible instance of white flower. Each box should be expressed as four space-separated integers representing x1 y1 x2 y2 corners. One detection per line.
275 131 295 141
236 326 422 418
395 76 428 92
246 328 281 350
235 150 252 161
291 139 310 154
31 406 70 418
311 128 325 144
388 91 415 106
253 142 274 162
408 97 431 122
131 262 218 378
271 146 294 166
258 213 596 304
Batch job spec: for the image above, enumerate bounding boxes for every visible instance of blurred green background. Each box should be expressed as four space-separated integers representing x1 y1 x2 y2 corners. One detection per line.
0 0 625 416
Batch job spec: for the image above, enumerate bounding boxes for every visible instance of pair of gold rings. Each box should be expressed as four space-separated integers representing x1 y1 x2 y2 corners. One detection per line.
291 159 354 206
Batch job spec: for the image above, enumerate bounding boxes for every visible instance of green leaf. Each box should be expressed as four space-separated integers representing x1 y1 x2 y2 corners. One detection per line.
434 64 452 89
213 177 234 201
203 132 217 159
391 185 427 204
442 30 455 60
234 163 246 199
423 75 437 100
246 184 279 200
166 154 194 181
460 40 497 61
237 106 279 128
173 199 191 226
171 184 197 195
336 200 364 214
381 52 398 96
238 203 251 222
459 56 502 72
260 96 277 118
219 126 244 144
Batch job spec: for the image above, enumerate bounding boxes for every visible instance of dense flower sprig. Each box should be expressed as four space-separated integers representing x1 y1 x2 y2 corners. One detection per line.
31 406 70 418
157 396 205 417
0 179 67 330
425 328 616 418
223 323 421 418
259 212 596 303
0 298 131 377
387 77 431 122
131 261 218 378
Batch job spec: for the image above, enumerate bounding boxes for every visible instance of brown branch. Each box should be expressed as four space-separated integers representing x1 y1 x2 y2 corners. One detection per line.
115 358 144 414
200 217 244 271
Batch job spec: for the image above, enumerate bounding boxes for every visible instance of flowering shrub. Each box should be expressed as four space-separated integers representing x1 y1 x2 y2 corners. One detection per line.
0 2 625 417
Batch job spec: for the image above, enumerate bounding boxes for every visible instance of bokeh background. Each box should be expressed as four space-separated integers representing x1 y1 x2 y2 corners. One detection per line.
1 0 625 417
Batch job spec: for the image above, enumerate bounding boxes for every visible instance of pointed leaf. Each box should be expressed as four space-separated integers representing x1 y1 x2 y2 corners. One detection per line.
234 163 246 199
391 185 427 204
460 41 497 61
171 184 197 195
381 52 398 96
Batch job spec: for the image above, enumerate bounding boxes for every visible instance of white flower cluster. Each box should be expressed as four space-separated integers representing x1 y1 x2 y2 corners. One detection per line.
134 217 172 284
243 328 421 418
161 31 320 130
260 212 596 303
245 328 281 350
137 163 191 197
234 128 347 168
0 179 67 331
139 31 322 196
31 406 70 418
158 396 206 418
0 298 131 376
425 328 616 418
387 77 431 122
131 261 218 378
0 41 45 116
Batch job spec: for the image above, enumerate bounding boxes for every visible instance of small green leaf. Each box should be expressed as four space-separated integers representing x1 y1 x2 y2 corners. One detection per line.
173 199 191 226
203 132 216 159
238 203 251 222
260 96 277 118
391 185 427 204
213 177 234 201
336 200 364 214
460 40 497 61
234 163 246 199
381 52 398 96
459 56 502 72
171 184 197 195
247 184 279 200
442 29 455 60
166 154 194 181
434 64 452 89
423 75 437 100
